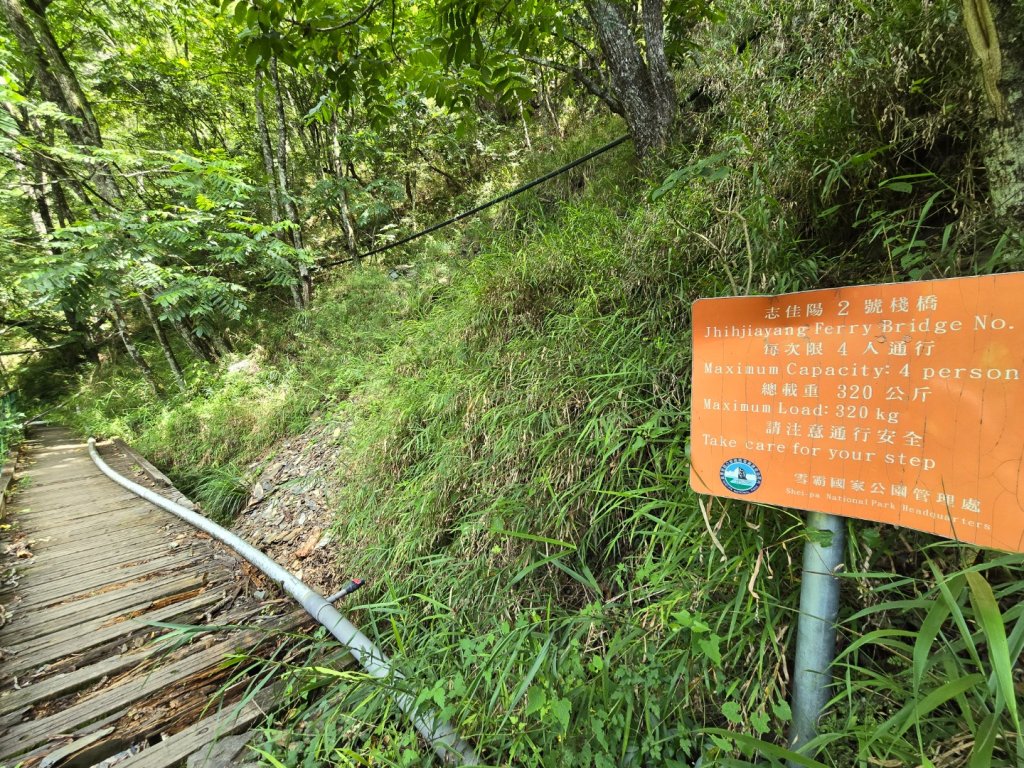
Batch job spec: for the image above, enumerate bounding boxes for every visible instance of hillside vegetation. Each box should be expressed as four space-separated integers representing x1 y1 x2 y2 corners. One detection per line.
3 0 1024 765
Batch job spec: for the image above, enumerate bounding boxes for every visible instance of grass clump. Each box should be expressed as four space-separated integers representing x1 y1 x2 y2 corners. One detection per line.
186 464 251 525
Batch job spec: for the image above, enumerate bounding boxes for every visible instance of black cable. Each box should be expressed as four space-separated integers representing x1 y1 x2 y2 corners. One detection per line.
317 133 631 270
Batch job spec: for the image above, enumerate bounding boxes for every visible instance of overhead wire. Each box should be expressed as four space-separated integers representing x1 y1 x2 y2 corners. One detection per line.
317 133 631 270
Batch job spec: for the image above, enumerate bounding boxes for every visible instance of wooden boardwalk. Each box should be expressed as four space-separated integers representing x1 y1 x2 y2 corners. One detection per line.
0 426 297 768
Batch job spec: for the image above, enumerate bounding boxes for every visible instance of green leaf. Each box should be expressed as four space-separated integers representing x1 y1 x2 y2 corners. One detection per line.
525 685 546 716
247 747 288 768
550 697 571 734
883 181 914 193
750 709 770 735
873 674 986 746
966 570 1019 727
722 701 743 724
969 713 999 768
501 635 551 728
704 729 830 768
697 634 722 666
772 699 792 723
492 528 575 549
913 594 951 691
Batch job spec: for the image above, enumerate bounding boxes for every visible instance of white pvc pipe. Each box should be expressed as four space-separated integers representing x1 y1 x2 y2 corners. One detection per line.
88 438 480 766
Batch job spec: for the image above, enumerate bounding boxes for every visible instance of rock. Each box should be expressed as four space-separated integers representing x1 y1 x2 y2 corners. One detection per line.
294 528 322 559
251 482 265 502
227 359 259 375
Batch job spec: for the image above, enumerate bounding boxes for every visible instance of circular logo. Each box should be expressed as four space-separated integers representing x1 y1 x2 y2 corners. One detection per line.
720 458 762 494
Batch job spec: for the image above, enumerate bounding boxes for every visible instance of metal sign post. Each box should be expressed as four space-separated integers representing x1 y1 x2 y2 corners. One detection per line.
787 511 846 761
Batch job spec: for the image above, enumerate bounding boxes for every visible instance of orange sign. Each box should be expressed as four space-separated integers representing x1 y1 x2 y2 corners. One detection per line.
690 273 1024 552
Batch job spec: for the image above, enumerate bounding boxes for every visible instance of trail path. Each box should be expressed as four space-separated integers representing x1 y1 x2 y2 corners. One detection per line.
0 426 294 768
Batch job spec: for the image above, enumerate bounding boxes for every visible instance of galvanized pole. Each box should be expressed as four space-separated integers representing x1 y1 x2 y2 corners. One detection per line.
788 511 846 763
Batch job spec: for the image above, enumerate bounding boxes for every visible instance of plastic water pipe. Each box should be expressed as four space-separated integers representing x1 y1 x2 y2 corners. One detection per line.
787 511 846 764
87 438 480 766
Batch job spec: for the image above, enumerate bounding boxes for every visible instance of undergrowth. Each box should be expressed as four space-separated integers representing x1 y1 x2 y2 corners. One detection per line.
54 0 1024 765
0 392 21 460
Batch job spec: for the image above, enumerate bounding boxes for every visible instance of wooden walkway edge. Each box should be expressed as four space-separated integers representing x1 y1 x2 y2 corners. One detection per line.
0 426 302 768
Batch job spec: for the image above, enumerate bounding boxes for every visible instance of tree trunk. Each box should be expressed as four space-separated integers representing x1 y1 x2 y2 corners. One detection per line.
111 302 161 395
62 308 99 364
254 71 283 225
207 329 232 357
255 71 304 309
21 110 84 224
4 103 74 229
405 171 416 212
4 106 101 364
583 0 675 157
42 153 74 226
138 292 186 392
284 81 321 172
331 115 359 259
270 56 312 307
0 0 119 201
172 317 216 363
538 66 565 139
966 0 1024 221
518 99 532 149
8 139 52 239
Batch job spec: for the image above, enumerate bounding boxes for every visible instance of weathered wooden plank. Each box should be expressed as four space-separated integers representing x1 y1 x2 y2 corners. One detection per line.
12 465 129 484
3 590 224 679
12 495 153 521
17 524 173 553
6 573 210 644
0 631 270 761
111 439 176 489
9 517 175 547
7 539 175 573
16 536 186 573
14 548 203 589
0 646 157 714
11 552 206 607
9 584 212 659
10 471 110 492
119 702 263 768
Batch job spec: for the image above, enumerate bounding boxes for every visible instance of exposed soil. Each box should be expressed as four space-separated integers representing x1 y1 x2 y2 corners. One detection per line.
231 424 347 598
